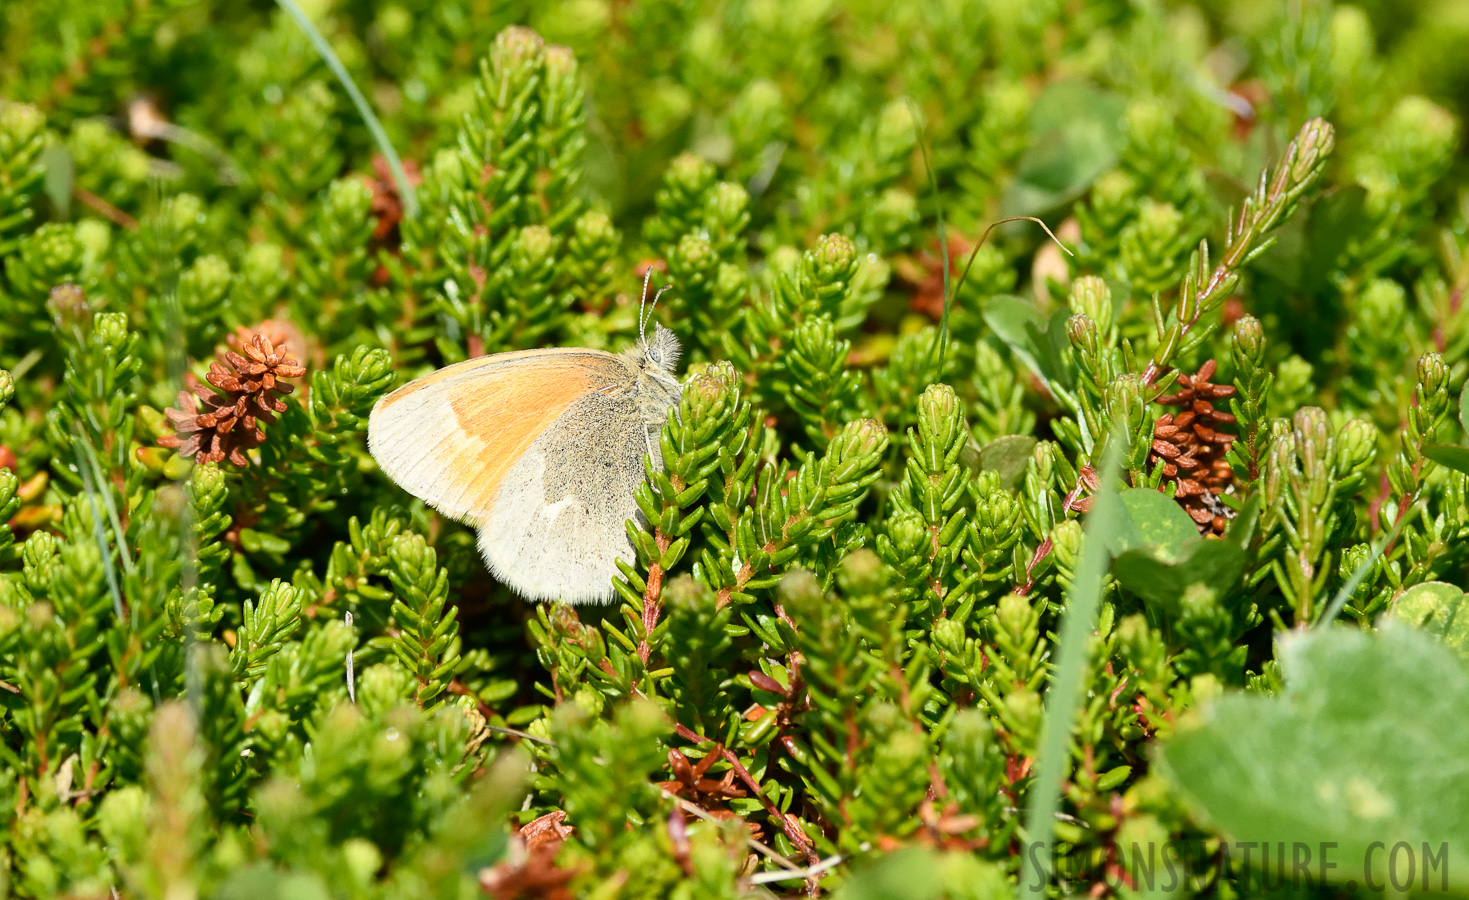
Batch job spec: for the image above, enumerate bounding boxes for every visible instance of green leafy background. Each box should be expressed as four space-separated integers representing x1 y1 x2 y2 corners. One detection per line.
2 0 1469 897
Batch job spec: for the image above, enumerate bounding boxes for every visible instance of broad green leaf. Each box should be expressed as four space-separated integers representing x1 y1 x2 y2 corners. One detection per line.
982 297 1071 389
1108 488 1199 556
1393 582 1469 657
1113 538 1246 616
1159 626 1469 893
1251 185 1366 295
1002 81 1125 216
1223 492 1262 547
978 434 1038 489
983 295 1046 355
1423 444 1469 475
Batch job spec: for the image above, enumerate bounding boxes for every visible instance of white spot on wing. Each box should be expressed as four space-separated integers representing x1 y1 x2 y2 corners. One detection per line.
542 495 581 526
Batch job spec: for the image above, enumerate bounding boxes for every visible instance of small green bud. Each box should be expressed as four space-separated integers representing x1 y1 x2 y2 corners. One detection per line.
543 43 578 81
1271 356 1315 418
942 709 994 757
933 617 967 657
573 208 616 247
777 568 824 618
887 509 929 558
1418 351 1449 404
359 663 413 712
1067 314 1099 357
868 188 918 242
1119 199 1188 294
1124 100 1172 148
46 282 90 330
829 417 889 467
325 177 373 219
515 224 556 265
1358 279 1406 336
572 685 605 719
0 100 45 144
730 78 784 141
96 786 151 859
1262 424 1292 510
837 548 886 597
1335 418 1378 475
1292 407 1332 483
493 25 545 72
1050 519 1084 571
73 218 111 271
190 462 226 501
807 232 857 287
916 382 963 450
90 312 127 349
643 82 693 139
667 152 716 197
1105 374 1149 468
181 254 232 302
687 360 738 412
664 574 712 610
1384 97 1458 186
342 839 383 887
18 223 84 293
242 241 284 286
1231 315 1265 367
0 369 12 405
1003 688 1042 740
865 701 904 734
995 591 1033 637
616 697 670 744
706 181 749 233
674 232 714 269
166 193 205 234
1115 614 1147 651
714 261 746 302
1068 275 1112 331
1289 119 1335 186
1091 170 1138 209
1189 673 1224 705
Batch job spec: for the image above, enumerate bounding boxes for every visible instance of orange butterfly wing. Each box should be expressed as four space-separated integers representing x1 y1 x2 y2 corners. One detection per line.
367 348 632 522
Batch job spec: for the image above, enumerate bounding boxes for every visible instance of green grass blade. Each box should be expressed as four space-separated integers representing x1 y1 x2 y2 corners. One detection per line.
74 441 125 621
907 99 952 375
1315 506 1411 628
276 0 418 218
1018 433 1124 896
75 431 134 574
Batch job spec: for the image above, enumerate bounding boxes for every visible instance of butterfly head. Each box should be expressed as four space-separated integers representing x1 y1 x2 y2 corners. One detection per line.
635 271 681 378
639 321 681 374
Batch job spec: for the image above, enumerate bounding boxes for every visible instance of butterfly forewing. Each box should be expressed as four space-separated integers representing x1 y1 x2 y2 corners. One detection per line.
367 348 634 523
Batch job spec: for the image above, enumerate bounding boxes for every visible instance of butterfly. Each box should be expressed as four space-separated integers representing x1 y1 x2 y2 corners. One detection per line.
368 284 681 603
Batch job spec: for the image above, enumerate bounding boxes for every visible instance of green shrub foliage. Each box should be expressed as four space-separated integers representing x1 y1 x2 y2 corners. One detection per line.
2 1 1468 897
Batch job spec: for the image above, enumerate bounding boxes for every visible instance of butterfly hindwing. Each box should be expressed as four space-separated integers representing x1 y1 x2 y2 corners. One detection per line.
476 386 658 602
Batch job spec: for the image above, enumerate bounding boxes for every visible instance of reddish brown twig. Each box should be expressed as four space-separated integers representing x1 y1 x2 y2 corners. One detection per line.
672 723 821 870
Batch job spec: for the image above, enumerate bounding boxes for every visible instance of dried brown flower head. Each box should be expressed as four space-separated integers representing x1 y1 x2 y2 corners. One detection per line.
658 746 747 813
159 329 306 466
361 154 423 245
479 812 580 900
894 232 973 319
1150 359 1238 534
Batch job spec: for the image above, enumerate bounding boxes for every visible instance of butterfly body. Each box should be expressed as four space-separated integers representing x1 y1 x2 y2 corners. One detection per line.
368 325 681 603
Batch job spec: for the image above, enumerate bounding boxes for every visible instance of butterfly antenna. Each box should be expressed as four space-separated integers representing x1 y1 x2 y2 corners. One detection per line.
651 285 672 318
637 268 655 341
